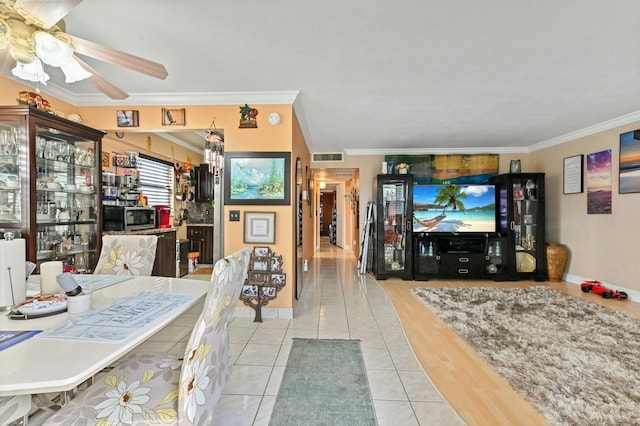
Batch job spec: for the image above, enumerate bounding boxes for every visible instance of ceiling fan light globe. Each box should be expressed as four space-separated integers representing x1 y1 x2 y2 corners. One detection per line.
60 58 92 83
34 31 72 66
12 58 49 84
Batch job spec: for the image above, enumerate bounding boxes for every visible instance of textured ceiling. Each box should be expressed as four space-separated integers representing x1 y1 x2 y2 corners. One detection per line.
6 0 640 155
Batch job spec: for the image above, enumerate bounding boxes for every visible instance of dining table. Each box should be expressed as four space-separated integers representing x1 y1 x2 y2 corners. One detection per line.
0 275 209 398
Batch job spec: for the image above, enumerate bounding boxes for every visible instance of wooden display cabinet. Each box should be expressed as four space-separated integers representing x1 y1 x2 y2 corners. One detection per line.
0 106 104 272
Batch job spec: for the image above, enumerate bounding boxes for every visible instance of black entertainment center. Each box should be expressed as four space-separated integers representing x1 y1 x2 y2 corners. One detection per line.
413 234 507 280
371 172 546 282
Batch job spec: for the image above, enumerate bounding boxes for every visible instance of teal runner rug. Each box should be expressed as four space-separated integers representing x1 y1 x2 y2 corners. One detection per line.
269 338 377 426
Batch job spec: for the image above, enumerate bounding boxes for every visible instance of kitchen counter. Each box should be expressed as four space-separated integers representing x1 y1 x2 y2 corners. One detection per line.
104 227 179 236
185 223 213 227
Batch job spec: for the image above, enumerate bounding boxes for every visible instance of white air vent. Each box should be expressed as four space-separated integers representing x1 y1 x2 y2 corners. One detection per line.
312 152 344 162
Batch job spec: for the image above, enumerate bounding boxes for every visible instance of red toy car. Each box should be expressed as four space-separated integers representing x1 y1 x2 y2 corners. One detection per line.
580 280 628 300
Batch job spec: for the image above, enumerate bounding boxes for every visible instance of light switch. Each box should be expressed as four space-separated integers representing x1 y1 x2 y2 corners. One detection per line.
229 210 240 221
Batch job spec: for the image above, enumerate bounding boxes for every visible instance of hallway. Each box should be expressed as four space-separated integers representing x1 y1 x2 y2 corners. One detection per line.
212 240 464 425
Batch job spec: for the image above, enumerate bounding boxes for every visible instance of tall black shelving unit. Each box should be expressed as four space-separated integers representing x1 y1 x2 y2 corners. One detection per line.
490 173 546 281
371 173 413 280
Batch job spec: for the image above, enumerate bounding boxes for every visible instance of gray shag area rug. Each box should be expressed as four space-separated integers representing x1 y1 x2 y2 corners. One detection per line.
269 338 377 426
412 286 640 426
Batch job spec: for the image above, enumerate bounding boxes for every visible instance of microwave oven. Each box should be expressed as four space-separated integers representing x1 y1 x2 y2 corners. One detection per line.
103 206 156 231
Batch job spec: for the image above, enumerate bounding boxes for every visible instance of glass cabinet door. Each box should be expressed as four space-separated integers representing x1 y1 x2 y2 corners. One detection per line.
382 181 408 272
510 176 542 275
35 124 100 272
0 121 22 235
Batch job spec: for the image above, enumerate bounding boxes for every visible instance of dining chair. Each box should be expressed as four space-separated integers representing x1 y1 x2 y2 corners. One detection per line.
44 248 251 425
93 235 158 276
0 394 30 426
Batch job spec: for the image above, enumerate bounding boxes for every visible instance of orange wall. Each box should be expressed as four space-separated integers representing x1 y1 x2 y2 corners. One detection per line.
1 77 304 310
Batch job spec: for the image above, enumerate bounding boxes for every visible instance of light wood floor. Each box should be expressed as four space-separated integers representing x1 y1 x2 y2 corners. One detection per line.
377 278 640 426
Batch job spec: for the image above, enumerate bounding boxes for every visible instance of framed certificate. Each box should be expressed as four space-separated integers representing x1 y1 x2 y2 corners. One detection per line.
563 155 584 194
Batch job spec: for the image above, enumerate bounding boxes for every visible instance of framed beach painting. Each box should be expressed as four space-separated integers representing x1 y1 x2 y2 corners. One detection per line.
224 152 291 205
619 129 640 194
587 149 612 214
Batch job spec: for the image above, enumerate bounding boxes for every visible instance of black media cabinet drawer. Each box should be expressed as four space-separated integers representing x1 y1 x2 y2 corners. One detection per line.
441 253 485 277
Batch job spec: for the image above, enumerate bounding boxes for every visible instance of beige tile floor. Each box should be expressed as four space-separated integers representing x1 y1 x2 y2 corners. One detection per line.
208 241 462 425
28 241 464 425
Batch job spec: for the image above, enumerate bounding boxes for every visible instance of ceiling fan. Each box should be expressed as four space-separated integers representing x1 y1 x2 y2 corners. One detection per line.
0 0 168 99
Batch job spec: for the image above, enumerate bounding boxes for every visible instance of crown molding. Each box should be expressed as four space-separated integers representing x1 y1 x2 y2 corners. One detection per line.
528 110 640 152
41 84 300 107
344 146 530 156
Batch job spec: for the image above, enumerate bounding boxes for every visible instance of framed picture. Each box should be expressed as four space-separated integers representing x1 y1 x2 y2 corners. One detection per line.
619 130 640 193
162 108 186 126
241 285 258 297
116 110 139 127
563 154 584 194
244 212 276 244
101 151 110 167
253 246 271 258
262 286 277 298
270 255 282 272
253 260 269 271
224 152 291 205
271 273 286 285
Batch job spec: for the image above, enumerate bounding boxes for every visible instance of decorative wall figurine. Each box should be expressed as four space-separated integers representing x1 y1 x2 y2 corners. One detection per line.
239 104 258 128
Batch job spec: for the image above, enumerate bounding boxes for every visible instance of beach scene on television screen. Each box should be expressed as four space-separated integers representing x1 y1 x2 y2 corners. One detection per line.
413 184 496 233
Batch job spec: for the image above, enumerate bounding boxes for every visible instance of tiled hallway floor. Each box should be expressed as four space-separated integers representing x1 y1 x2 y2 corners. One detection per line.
210 242 464 425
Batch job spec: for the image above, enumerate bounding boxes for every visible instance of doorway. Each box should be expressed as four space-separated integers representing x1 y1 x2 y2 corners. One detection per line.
320 192 335 239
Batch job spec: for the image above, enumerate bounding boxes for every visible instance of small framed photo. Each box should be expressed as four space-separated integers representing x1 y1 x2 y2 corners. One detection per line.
253 246 271 258
244 211 276 244
116 110 139 127
101 151 110 167
271 273 286 285
253 260 269 271
241 285 258 297
523 214 533 224
270 255 282 272
262 286 277 298
162 108 186 126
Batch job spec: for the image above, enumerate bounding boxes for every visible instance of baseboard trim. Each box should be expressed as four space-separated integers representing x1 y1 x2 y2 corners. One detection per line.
234 306 294 320
565 273 640 302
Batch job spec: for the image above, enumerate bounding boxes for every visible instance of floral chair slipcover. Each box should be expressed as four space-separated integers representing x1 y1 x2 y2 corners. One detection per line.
94 235 158 276
45 248 251 425
0 394 30 426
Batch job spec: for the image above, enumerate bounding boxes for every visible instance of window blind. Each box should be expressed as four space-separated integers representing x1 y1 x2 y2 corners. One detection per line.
137 154 174 209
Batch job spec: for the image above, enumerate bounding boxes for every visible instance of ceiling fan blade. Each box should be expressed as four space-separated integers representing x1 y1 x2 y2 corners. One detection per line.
68 34 168 80
74 56 129 100
14 0 83 29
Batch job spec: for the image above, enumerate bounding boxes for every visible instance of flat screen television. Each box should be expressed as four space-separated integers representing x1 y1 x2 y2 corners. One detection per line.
413 184 497 235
